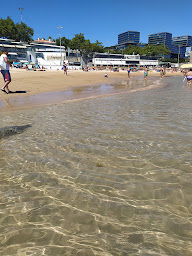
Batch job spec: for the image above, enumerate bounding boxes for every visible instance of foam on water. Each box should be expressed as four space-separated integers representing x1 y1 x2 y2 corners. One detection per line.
0 76 192 256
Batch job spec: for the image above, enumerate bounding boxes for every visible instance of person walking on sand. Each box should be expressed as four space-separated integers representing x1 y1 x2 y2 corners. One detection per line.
63 62 67 75
186 68 192 87
0 50 12 94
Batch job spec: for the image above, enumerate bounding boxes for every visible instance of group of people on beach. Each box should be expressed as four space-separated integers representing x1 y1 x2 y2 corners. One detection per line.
127 65 166 80
126 64 192 86
1 49 192 95
25 64 46 71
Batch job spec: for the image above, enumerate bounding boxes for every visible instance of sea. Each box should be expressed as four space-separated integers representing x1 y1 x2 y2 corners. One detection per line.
0 76 192 256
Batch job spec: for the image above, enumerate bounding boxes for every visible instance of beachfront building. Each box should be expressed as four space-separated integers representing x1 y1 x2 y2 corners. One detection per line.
30 38 66 69
66 49 82 69
0 37 67 69
118 31 140 49
0 38 30 63
92 53 158 67
172 36 192 60
148 32 186 58
172 35 192 48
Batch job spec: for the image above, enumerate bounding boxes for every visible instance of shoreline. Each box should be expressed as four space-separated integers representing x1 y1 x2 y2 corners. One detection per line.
0 69 184 111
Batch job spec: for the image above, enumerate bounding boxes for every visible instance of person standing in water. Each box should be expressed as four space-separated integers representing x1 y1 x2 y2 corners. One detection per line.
63 62 67 75
127 65 131 78
144 67 148 79
186 68 192 87
160 67 165 78
0 50 12 94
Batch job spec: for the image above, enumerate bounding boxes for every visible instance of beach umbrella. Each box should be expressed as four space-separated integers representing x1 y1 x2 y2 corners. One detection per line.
180 63 192 69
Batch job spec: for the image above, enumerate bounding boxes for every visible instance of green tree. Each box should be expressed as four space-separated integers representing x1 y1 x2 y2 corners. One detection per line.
158 45 171 57
91 40 104 53
142 44 171 57
0 17 34 42
104 46 119 54
69 33 86 51
81 39 92 57
56 36 71 49
0 17 17 39
15 22 34 42
124 45 138 55
55 33 105 59
68 33 92 58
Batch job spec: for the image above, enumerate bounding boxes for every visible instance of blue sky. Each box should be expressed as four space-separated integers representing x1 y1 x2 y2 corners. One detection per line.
1 0 192 47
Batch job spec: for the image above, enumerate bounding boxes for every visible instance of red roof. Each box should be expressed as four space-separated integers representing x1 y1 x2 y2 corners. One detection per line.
34 38 55 44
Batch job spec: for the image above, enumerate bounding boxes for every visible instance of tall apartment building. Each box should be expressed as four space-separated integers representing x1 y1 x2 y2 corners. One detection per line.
172 35 192 47
118 31 140 49
148 32 186 58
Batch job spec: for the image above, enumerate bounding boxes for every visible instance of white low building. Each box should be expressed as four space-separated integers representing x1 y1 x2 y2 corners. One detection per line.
30 38 66 69
92 53 159 67
0 38 66 69
0 38 30 63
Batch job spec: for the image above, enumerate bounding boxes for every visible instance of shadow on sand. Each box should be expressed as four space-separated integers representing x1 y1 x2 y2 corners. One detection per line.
0 125 31 139
9 91 27 94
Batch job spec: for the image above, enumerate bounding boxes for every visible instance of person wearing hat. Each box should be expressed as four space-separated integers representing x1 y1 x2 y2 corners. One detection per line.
0 49 12 94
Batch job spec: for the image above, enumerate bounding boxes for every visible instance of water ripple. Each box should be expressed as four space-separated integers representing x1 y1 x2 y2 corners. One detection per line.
0 77 192 255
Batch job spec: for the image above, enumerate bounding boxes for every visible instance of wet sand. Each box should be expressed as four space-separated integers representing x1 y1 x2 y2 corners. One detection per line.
0 69 184 110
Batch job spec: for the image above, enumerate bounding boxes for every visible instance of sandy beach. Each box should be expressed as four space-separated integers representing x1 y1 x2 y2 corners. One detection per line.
0 68 184 110
0 69 183 97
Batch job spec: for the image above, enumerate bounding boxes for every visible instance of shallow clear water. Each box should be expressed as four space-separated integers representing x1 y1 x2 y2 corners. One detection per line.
0 77 192 256
0 76 151 110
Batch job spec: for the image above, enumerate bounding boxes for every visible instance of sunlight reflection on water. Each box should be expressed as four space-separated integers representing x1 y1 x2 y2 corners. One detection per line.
0 76 192 256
